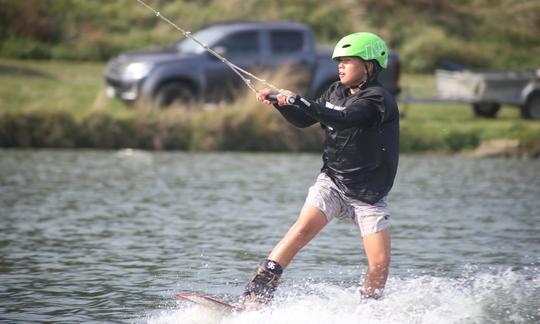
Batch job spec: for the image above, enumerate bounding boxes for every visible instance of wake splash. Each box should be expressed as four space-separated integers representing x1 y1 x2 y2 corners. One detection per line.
145 268 539 324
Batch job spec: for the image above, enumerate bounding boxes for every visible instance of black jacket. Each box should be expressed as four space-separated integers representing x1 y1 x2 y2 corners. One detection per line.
274 81 400 204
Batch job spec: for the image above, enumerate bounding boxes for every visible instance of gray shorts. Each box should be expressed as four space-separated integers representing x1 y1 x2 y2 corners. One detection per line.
304 173 391 236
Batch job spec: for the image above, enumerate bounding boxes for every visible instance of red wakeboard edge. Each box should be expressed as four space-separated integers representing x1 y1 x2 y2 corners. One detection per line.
176 292 242 312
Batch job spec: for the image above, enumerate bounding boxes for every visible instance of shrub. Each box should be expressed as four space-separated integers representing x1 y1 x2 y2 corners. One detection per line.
78 112 136 149
444 129 480 152
131 111 192 150
0 37 51 60
400 26 489 72
0 109 77 147
400 123 446 153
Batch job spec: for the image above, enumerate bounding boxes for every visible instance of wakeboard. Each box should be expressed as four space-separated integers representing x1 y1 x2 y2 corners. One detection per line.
176 293 242 313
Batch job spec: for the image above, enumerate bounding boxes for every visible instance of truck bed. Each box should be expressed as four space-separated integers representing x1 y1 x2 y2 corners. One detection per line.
436 69 540 105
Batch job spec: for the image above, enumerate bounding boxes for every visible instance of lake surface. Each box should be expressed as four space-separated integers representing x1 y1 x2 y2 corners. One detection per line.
1 150 539 323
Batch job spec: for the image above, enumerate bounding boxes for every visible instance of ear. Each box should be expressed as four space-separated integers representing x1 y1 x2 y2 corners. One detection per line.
367 61 375 74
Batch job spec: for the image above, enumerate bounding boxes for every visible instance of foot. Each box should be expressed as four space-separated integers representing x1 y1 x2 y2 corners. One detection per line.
360 288 383 301
239 260 283 309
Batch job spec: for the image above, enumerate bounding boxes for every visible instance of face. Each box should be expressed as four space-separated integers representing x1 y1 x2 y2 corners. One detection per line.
337 56 369 87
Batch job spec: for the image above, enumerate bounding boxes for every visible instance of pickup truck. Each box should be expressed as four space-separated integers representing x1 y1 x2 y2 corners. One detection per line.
105 21 401 108
436 68 540 120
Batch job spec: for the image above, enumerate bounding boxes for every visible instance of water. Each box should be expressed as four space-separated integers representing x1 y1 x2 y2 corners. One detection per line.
1 149 539 323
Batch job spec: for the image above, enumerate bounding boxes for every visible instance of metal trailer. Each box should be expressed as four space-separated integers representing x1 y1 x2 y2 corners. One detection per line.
435 69 540 120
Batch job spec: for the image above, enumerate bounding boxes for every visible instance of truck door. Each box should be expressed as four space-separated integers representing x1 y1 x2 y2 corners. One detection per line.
264 30 316 93
204 31 261 101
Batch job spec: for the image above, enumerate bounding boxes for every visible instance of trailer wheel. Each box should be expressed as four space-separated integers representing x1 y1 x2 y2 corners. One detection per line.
522 93 540 120
472 102 500 118
154 82 197 109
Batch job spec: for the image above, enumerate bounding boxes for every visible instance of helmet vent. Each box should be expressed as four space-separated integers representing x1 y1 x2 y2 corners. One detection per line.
342 44 351 48
381 51 386 55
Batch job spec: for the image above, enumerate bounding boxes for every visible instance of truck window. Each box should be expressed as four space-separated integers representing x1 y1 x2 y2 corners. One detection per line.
216 31 259 57
270 31 304 55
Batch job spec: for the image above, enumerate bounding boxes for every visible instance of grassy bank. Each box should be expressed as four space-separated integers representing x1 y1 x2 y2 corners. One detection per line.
1 59 540 157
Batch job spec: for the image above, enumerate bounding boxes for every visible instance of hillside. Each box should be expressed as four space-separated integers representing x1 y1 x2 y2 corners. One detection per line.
0 0 539 71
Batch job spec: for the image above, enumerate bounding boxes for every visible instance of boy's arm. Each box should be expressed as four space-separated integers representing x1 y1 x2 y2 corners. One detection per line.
270 81 344 128
272 104 318 128
290 93 385 130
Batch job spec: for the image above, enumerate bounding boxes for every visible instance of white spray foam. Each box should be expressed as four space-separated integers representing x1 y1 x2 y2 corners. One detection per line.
145 268 539 324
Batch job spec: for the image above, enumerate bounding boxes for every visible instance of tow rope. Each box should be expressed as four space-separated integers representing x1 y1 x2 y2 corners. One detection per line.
135 0 281 94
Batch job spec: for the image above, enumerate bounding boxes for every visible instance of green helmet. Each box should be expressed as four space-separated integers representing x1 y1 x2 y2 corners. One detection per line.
332 32 388 69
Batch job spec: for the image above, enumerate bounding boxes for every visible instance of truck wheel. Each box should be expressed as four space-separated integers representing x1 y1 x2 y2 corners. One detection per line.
154 82 197 108
472 102 500 118
522 93 540 120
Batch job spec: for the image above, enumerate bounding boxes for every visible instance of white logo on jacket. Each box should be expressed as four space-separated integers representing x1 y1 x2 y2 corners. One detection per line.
325 102 346 111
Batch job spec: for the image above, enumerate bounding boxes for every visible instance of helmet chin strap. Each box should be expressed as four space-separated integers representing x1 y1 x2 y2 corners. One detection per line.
349 62 371 91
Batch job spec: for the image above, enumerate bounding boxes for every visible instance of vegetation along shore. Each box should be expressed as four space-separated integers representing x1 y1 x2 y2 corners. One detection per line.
1 59 539 158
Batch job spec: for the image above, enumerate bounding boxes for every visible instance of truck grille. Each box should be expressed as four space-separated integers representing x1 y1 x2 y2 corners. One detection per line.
105 57 126 79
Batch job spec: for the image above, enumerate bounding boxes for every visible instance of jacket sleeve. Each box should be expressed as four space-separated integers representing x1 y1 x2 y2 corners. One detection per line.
270 83 339 128
273 104 318 128
297 92 385 130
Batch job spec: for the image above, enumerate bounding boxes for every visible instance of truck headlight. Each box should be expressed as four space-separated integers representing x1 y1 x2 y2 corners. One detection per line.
123 62 153 80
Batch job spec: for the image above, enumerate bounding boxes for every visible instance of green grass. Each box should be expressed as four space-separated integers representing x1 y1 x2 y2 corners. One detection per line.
0 59 126 117
1 59 539 155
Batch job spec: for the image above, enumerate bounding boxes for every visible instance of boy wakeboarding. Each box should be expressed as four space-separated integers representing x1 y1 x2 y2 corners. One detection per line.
241 32 400 309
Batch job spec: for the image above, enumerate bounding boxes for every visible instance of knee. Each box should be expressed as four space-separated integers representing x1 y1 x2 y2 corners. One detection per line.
290 210 327 241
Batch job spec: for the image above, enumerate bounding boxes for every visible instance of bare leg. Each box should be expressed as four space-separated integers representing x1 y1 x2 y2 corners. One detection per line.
362 228 391 298
240 205 328 307
268 204 328 268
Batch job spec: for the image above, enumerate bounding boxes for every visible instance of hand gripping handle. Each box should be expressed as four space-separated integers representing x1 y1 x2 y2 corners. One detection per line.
266 94 296 105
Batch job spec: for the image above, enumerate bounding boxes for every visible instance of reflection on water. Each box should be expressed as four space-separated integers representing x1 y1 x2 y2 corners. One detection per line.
1 150 539 323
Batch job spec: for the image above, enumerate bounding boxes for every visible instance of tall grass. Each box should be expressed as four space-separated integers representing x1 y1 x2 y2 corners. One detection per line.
0 102 324 151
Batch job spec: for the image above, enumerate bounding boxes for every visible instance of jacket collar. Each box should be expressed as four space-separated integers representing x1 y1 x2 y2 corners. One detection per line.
336 81 382 98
